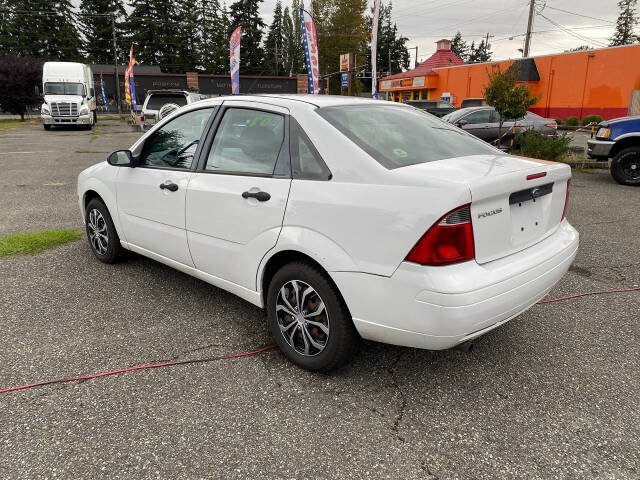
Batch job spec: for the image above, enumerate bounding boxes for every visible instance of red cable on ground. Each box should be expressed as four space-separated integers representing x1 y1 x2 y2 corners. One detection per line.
0 345 276 394
1 287 638 395
537 286 640 304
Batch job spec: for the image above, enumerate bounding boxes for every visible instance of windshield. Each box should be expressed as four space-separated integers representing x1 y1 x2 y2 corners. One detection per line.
44 82 84 96
317 104 498 169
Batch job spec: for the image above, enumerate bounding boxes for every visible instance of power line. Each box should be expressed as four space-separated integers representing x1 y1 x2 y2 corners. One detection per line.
544 5 616 24
537 12 608 47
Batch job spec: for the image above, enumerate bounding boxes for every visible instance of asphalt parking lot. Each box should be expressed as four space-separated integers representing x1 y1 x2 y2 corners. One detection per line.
1 118 639 479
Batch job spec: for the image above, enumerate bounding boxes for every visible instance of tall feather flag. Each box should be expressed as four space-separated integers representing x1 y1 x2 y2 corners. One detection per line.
230 26 242 95
100 72 108 112
300 8 319 94
371 0 381 99
124 45 137 113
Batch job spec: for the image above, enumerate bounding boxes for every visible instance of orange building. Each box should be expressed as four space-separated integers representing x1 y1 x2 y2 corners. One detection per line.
380 40 640 120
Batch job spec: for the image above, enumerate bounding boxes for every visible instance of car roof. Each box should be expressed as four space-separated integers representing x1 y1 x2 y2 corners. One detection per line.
190 94 395 110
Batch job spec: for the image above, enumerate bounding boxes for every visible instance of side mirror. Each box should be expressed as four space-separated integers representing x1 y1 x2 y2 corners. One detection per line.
456 119 468 127
107 150 134 167
90 87 95 98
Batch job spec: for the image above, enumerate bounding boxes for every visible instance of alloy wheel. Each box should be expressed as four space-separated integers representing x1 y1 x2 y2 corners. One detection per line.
87 208 108 255
622 154 640 181
276 280 329 357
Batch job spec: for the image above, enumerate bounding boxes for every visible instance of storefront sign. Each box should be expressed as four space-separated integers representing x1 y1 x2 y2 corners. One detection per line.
340 53 352 72
341 72 349 88
379 76 426 91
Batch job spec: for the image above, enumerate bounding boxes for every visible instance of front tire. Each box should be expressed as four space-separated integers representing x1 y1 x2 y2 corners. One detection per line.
611 146 640 186
266 262 358 372
43 124 51 130
85 198 124 263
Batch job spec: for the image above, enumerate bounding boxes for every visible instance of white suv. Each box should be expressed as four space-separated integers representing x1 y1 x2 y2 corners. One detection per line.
140 90 208 130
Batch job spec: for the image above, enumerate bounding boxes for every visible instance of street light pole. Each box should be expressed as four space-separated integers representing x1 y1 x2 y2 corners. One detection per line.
111 14 122 115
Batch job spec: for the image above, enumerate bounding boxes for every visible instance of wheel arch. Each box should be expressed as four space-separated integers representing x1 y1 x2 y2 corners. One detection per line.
610 136 640 158
79 177 126 243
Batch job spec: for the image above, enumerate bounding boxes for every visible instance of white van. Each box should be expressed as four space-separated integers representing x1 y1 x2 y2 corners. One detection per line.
41 62 96 130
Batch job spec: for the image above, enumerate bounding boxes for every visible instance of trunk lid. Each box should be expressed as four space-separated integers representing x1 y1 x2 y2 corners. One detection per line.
392 154 571 264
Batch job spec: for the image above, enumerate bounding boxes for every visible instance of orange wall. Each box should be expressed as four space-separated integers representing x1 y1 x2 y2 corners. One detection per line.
430 45 640 119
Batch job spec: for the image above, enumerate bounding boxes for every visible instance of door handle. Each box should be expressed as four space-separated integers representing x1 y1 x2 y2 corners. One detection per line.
242 190 271 202
160 181 179 192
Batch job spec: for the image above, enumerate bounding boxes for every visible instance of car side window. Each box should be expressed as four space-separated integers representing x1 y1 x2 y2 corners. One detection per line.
205 108 285 175
489 110 500 123
139 107 215 169
463 109 491 124
291 119 331 181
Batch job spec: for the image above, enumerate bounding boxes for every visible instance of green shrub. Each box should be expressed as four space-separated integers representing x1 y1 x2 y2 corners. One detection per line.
565 116 579 126
581 114 603 126
553 118 563 125
517 130 572 162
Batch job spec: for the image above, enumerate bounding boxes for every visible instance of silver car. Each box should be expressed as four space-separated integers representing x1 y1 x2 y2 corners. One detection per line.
140 90 209 130
442 106 558 145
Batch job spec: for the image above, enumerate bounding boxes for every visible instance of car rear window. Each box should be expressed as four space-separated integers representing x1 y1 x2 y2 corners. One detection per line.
317 104 498 169
146 94 188 110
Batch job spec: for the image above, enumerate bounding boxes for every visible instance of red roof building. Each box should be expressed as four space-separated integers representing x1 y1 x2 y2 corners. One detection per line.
380 39 465 102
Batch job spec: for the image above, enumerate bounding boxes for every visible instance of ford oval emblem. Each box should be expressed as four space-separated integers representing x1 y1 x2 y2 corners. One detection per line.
531 188 543 198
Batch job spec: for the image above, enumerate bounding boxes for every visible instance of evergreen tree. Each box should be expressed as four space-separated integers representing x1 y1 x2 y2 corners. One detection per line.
468 38 492 63
228 0 265 74
450 31 468 61
610 0 639 46
264 0 284 75
78 0 127 65
373 3 409 76
200 0 229 74
3 0 83 60
175 0 201 71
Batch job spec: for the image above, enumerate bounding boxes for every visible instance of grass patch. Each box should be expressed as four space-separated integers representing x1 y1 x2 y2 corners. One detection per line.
0 118 39 131
0 229 82 257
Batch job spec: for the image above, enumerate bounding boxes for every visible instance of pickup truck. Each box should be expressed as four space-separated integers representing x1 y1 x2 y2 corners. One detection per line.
587 115 640 186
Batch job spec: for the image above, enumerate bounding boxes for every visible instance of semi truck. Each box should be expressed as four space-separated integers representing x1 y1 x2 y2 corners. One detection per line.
41 62 97 130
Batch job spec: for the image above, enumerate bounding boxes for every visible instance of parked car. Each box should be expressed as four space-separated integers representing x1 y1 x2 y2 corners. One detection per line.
404 99 456 117
461 98 486 108
587 116 640 186
442 106 558 144
78 95 578 372
140 90 209 130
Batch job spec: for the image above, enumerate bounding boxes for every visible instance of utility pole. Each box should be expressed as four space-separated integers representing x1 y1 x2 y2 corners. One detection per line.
523 0 535 57
275 43 279 76
413 46 418 68
111 14 122 115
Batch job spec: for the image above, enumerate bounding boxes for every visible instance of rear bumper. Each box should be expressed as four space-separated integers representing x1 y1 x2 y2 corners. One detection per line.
332 220 579 350
587 139 614 159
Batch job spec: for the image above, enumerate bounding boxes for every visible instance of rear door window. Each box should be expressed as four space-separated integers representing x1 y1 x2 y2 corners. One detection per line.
205 108 285 175
462 109 492 124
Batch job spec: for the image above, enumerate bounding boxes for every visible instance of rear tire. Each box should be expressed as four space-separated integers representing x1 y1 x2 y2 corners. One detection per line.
266 262 358 372
611 146 640 186
85 198 124 263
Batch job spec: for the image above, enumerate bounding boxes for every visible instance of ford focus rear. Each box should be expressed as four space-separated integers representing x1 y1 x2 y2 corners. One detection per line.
78 95 578 372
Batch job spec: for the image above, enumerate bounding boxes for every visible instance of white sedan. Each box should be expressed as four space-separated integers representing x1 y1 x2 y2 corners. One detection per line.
77 95 579 371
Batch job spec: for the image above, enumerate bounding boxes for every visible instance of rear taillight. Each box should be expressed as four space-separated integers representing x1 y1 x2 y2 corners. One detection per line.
562 179 570 220
140 113 145 122
546 122 558 129
405 205 475 266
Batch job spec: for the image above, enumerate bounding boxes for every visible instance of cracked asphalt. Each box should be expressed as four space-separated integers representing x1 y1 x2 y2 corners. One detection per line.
0 119 639 479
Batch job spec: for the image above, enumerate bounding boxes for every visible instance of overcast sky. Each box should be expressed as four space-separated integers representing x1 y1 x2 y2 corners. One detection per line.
260 0 621 67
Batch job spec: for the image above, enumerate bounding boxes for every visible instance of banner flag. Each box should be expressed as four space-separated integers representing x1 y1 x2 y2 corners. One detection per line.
100 72 108 111
128 45 137 111
371 0 381 99
300 8 320 94
230 26 242 95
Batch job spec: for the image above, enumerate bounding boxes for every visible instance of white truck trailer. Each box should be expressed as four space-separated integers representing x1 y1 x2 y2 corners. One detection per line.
41 62 97 130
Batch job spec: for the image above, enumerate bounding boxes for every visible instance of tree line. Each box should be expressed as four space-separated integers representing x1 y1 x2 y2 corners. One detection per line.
0 0 410 83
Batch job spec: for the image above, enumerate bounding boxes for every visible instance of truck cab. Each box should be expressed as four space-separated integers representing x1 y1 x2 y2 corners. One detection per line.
41 62 96 130
587 116 640 186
